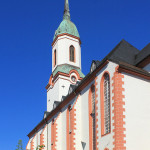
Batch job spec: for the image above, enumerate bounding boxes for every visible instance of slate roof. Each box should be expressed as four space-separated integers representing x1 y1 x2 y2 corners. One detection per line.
103 39 140 65
91 39 150 77
135 43 150 65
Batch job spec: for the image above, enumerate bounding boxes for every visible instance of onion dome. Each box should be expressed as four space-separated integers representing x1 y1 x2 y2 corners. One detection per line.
53 0 80 40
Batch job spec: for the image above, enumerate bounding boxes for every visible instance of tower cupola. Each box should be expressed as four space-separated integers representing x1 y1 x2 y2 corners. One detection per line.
46 0 84 112
53 0 80 40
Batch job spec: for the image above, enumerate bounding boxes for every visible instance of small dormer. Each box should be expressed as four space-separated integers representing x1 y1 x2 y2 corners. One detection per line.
90 60 101 73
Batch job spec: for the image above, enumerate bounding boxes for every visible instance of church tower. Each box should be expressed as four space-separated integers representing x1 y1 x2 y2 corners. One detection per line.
46 0 84 112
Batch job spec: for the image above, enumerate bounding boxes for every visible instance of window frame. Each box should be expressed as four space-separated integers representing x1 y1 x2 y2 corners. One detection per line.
88 85 96 150
69 45 75 62
100 72 111 137
54 49 57 67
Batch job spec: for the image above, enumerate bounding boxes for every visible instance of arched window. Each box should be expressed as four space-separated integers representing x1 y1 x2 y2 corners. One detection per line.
89 85 96 150
54 49 56 67
101 73 111 136
69 45 75 62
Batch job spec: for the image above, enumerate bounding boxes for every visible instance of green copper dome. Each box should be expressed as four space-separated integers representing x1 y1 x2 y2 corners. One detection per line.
53 0 80 40
53 19 80 40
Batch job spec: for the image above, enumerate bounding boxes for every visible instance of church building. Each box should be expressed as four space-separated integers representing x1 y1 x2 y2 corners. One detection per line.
26 0 150 149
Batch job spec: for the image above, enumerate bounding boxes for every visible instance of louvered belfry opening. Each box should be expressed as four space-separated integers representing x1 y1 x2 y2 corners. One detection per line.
104 73 111 134
70 45 75 62
91 86 96 150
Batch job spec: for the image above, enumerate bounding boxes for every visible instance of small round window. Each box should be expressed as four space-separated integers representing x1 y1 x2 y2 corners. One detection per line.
71 76 76 82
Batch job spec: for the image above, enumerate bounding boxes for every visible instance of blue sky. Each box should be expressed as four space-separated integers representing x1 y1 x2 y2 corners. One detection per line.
0 0 150 149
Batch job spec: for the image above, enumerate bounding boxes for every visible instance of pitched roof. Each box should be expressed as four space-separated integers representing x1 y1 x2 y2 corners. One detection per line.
104 39 140 65
135 43 150 65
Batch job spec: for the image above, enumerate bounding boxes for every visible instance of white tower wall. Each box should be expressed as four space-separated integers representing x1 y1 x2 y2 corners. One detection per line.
47 75 73 111
52 35 81 72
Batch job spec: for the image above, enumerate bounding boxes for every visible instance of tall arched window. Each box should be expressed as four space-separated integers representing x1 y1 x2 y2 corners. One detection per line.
69 45 75 62
101 73 111 136
54 49 56 67
89 86 96 150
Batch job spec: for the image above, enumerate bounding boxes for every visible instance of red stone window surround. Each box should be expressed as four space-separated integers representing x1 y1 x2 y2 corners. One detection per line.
100 72 111 136
69 45 76 62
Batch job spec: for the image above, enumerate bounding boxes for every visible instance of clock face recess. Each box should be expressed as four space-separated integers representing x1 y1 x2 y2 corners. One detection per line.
71 75 76 82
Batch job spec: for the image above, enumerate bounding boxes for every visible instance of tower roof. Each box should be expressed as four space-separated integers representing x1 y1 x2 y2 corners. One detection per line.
53 0 80 40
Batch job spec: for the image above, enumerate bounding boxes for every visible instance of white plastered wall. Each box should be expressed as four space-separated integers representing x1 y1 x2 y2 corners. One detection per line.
74 96 82 150
47 76 72 112
95 61 117 150
37 127 43 146
52 35 81 72
80 81 94 150
47 119 52 150
43 125 48 150
123 73 150 150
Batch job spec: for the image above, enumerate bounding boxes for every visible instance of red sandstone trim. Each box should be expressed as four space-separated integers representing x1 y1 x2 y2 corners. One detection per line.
46 70 82 90
112 66 126 150
95 77 99 150
53 70 82 82
66 96 80 150
71 95 80 150
31 134 36 150
52 33 81 46
51 113 60 150
40 125 47 149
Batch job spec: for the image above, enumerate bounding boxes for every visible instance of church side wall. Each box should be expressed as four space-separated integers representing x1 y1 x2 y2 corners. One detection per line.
47 119 52 150
123 73 150 150
96 62 118 150
79 61 118 150
80 80 95 150
47 78 60 111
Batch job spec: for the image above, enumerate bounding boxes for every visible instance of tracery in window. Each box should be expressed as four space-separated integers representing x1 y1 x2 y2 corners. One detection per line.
89 86 96 150
101 73 111 136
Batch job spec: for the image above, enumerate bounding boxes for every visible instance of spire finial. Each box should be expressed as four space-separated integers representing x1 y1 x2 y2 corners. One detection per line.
63 0 70 20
